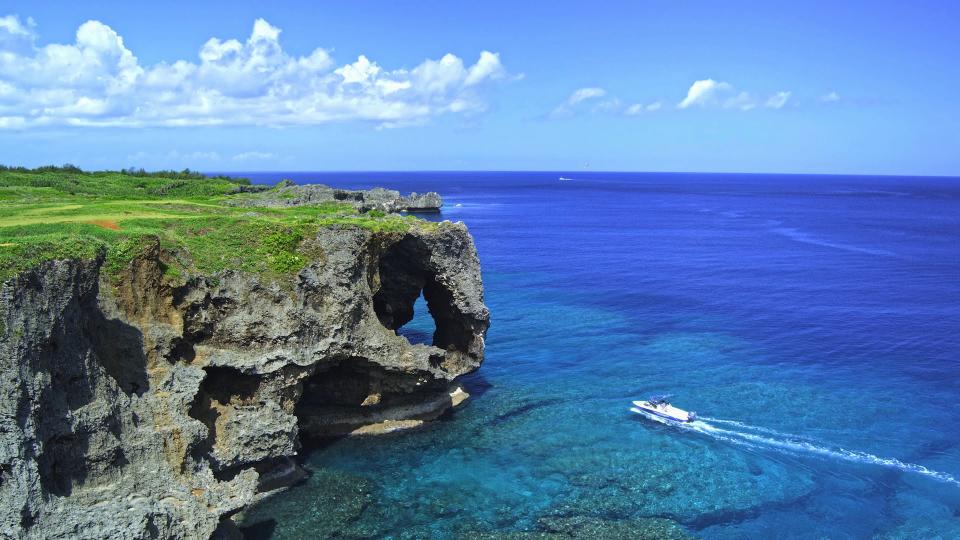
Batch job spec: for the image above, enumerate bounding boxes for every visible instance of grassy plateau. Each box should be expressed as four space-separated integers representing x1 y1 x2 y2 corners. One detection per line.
0 165 430 282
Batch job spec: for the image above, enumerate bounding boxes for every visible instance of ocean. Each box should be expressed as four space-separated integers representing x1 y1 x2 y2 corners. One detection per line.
233 172 960 539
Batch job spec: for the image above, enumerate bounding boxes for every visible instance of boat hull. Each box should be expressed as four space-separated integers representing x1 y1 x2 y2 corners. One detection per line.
631 400 694 423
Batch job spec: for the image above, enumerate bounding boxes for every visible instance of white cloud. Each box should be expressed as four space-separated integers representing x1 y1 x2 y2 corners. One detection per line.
0 15 509 129
558 80 802 119
765 91 791 109
465 51 506 86
551 87 608 117
0 14 35 54
677 79 733 109
625 101 662 115
820 91 840 102
568 87 606 105
0 14 34 37
678 79 792 111
233 151 276 161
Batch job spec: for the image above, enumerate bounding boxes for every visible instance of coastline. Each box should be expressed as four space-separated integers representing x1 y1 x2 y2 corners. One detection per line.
0 168 489 538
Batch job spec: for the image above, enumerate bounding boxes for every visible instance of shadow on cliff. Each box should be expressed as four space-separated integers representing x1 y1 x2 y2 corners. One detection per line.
85 307 150 397
30 276 146 499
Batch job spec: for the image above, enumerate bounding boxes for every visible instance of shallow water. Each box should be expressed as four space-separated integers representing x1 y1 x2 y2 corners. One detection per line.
236 172 960 539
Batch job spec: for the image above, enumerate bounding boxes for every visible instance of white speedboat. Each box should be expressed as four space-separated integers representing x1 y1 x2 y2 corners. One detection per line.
631 395 697 423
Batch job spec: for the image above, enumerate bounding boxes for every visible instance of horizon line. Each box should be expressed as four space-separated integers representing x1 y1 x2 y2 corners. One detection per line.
203 169 960 180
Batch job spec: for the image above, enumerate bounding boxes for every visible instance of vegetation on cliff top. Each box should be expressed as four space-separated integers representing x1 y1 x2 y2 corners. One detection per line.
0 165 433 281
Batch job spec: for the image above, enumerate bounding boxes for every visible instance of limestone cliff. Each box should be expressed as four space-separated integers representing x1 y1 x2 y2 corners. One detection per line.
0 221 488 539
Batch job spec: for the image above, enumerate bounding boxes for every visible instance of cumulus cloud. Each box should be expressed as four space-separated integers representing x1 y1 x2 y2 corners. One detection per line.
465 51 506 86
0 14 34 38
0 14 35 55
0 15 509 129
677 79 733 109
677 79 792 111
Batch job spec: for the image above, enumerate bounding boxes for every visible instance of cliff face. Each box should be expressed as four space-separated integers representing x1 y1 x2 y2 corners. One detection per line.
0 222 488 539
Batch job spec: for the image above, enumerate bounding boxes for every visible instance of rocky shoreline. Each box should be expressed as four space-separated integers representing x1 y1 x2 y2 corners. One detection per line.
0 186 488 539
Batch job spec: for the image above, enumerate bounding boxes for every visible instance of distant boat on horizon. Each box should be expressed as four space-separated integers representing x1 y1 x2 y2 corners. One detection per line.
558 176 573 181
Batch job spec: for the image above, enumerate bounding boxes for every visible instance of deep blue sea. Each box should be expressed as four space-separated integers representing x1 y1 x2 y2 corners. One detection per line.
234 172 960 539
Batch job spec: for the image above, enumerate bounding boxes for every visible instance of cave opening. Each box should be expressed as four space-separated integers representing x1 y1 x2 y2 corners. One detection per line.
396 293 435 346
372 237 472 354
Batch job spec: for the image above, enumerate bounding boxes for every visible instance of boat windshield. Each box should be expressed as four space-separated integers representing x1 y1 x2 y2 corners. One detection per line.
648 394 671 405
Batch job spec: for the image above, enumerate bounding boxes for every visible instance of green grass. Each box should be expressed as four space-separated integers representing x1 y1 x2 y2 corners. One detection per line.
0 166 434 281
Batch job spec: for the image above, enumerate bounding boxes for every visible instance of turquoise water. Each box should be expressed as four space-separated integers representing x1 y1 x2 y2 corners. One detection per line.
238 172 960 539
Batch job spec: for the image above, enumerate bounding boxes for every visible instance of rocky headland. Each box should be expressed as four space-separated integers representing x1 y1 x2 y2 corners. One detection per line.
234 181 444 213
0 169 488 539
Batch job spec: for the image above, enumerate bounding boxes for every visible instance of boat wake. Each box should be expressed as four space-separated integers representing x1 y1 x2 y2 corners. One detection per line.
631 409 960 486
770 226 896 257
698 416 820 442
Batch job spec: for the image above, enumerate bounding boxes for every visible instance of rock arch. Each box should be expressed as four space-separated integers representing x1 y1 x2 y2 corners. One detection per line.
372 236 473 354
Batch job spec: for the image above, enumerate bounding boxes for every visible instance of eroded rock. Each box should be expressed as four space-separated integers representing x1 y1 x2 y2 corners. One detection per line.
0 221 488 538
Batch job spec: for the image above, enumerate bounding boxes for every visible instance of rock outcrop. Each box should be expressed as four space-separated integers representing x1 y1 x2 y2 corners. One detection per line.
0 220 488 539
235 183 443 213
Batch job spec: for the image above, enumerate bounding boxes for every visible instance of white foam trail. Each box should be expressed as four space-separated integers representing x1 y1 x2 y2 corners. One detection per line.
701 423 960 486
631 409 960 486
699 416 819 442
631 409 765 452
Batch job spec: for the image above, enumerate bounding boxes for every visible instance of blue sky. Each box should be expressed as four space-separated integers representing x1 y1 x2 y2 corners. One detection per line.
0 1 957 175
